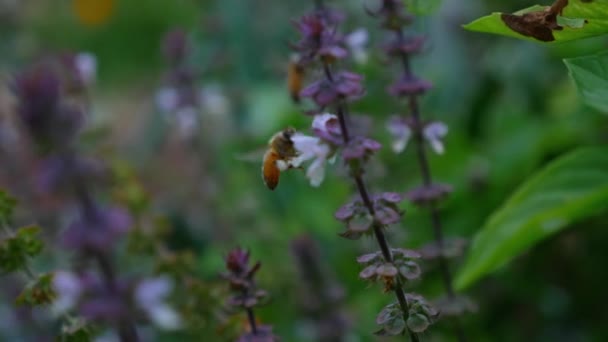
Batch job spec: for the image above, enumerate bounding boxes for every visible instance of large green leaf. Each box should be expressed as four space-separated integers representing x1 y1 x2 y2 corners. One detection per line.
564 51 608 113
456 147 608 290
464 0 608 42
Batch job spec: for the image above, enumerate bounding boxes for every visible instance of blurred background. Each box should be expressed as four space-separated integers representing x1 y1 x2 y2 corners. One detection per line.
0 0 607 341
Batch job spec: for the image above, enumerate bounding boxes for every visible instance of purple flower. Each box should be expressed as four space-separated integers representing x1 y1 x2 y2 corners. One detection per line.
292 14 348 62
405 183 453 206
383 35 425 56
388 74 432 97
162 29 189 65
13 64 84 148
341 136 381 162
62 206 132 252
301 71 364 107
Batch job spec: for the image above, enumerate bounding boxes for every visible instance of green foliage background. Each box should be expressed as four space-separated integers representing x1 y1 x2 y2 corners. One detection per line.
0 0 607 341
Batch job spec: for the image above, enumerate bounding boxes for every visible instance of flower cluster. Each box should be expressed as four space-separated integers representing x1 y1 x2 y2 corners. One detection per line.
368 1 469 340
156 29 229 139
282 2 427 340
375 294 438 336
12 60 140 341
222 247 277 342
334 192 403 240
53 272 180 330
357 248 421 292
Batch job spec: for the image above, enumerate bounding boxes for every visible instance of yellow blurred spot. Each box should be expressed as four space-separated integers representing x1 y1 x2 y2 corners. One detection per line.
72 0 115 27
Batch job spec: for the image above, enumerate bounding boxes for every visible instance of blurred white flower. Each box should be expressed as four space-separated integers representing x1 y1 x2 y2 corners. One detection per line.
386 117 412 153
345 28 369 65
423 121 448 155
156 87 179 113
52 271 82 315
174 107 200 139
135 277 181 330
74 53 97 86
200 85 230 117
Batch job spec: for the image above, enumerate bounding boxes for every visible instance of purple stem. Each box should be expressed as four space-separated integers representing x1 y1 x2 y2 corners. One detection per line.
323 62 419 342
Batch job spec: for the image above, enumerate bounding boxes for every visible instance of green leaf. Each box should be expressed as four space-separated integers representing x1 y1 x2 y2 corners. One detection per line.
463 0 608 43
0 190 17 222
455 147 608 290
564 51 608 113
16 273 56 306
0 225 44 273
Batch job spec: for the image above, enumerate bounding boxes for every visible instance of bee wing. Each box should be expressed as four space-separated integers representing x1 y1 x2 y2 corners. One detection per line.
233 147 267 163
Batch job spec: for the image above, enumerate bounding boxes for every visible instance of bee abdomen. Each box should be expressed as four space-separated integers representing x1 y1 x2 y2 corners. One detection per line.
262 151 280 190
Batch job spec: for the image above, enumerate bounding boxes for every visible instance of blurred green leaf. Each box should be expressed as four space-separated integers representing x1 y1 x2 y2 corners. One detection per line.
463 1 608 43
405 0 442 16
16 272 56 306
0 225 44 273
564 51 608 113
0 190 17 222
456 147 608 290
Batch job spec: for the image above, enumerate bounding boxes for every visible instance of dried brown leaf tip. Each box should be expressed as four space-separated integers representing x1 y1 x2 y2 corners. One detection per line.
500 0 575 42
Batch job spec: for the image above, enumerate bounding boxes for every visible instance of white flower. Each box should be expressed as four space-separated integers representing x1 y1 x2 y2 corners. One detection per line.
386 117 412 153
52 271 82 315
312 112 337 131
74 52 97 86
291 134 332 187
156 87 179 113
200 85 230 117
135 277 181 330
174 107 200 138
345 28 369 65
423 121 448 155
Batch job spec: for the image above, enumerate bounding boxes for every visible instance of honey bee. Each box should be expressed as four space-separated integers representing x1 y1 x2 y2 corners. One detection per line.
262 128 299 190
287 56 305 103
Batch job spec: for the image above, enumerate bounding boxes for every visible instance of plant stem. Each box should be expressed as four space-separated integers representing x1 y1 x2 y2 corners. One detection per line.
395 29 467 342
246 307 258 335
324 62 419 342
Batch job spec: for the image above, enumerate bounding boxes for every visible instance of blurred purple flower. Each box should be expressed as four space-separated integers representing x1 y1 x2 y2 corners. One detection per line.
341 136 381 162
384 35 425 56
388 74 432 97
62 207 132 252
162 29 189 65
301 71 364 107
292 14 348 62
13 64 83 147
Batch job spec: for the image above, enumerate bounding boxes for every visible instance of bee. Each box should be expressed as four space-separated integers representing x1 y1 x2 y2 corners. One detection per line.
287 55 305 103
262 127 299 190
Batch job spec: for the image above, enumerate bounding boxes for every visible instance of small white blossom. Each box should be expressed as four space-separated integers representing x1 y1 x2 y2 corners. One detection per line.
386 117 412 153
291 134 332 187
174 107 200 138
135 277 181 330
74 52 97 86
156 87 180 113
423 121 448 155
312 112 337 131
200 85 230 117
345 28 369 65
52 271 82 315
